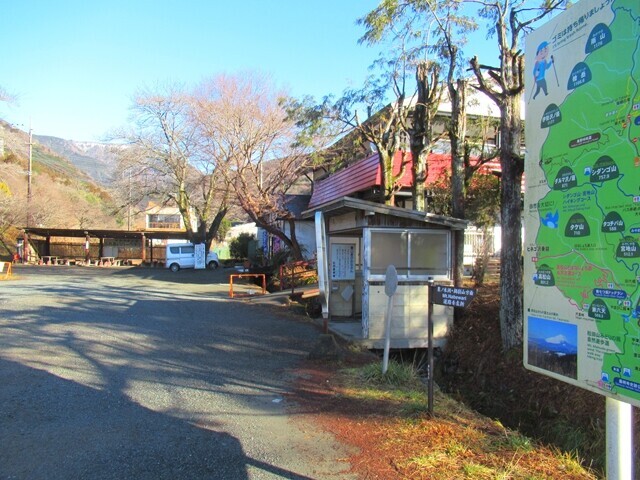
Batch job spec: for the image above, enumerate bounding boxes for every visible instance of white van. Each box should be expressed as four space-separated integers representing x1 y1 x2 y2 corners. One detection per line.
165 243 220 272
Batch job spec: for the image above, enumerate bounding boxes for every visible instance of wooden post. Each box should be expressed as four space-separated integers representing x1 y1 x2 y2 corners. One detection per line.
85 235 91 264
22 232 29 264
141 234 146 262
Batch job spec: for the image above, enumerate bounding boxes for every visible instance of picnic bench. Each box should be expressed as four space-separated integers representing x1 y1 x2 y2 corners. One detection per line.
40 255 59 265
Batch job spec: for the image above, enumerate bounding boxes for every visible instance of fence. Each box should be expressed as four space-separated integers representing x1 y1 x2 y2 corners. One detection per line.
279 259 317 294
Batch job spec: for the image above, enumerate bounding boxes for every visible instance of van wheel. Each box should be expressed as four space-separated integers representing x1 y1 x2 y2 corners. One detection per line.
208 260 219 270
170 263 180 272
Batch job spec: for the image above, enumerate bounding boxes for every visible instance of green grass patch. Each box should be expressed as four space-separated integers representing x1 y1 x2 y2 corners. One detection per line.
341 360 429 415
359 359 422 388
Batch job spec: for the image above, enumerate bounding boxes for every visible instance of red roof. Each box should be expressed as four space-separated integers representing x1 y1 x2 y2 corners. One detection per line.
309 151 501 209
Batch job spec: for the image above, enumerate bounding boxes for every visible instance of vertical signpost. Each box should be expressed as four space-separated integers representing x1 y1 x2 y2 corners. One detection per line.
428 284 476 414
194 243 206 270
315 211 330 333
524 1 639 477
382 265 398 374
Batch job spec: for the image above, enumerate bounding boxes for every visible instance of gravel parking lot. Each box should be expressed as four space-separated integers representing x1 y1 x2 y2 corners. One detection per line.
0 265 353 480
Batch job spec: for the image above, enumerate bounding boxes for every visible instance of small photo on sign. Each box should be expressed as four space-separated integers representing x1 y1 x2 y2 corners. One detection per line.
527 316 578 379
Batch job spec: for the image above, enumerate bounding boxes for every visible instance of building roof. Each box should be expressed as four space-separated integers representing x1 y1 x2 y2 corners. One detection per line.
308 151 501 209
23 227 192 241
302 196 468 230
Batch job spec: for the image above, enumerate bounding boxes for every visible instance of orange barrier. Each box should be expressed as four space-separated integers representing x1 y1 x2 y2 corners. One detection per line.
229 273 266 298
0 261 13 279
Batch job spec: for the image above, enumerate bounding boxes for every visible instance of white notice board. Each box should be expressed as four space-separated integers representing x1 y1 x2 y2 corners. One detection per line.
331 243 355 280
194 243 206 270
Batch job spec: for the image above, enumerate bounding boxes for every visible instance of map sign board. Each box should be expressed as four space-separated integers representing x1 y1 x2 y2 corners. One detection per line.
524 0 640 407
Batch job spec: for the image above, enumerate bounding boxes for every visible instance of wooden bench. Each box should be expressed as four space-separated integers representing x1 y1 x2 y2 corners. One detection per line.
40 255 59 265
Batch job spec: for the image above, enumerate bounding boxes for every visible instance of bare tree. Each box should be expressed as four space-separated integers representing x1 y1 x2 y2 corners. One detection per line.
359 0 479 289
359 1 476 213
324 73 412 206
113 84 230 249
0 180 21 256
468 0 568 350
195 73 329 260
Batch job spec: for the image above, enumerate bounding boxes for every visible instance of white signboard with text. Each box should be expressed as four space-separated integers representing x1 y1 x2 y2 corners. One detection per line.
331 243 356 280
194 243 206 270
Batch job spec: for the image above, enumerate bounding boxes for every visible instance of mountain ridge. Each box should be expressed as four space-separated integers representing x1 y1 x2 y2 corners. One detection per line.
34 135 117 185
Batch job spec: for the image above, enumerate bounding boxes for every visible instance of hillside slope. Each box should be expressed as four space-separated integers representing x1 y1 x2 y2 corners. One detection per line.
0 121 120 257
35 135 117 185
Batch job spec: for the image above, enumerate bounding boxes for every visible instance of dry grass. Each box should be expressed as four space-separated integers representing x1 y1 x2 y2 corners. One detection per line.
440 282 640 476
293 357 598 479
291 281 640 478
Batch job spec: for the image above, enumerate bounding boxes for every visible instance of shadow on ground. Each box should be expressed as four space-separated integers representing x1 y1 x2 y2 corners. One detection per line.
0 358 314 479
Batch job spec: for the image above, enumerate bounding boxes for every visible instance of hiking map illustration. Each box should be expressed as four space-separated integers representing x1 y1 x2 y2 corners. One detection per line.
524 0 640 407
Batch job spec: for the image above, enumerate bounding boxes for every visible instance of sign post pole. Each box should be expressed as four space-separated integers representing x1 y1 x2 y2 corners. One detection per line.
314 212 330 333
382 265 398 375
428 283 475 415
427 280 434 415
606 397 633 480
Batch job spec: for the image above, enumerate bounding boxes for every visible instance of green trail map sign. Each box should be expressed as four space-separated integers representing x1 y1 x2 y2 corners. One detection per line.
524 0 640 407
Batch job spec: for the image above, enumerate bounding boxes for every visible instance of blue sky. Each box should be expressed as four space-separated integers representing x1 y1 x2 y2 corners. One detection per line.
1 1 500 142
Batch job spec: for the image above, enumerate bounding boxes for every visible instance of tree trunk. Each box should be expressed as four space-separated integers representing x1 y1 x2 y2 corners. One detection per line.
379 150 394 205
498 94 524 351
205 208 228 251
286 218 303 260
411 149 428 211
450 79 467 287
411 62 429 212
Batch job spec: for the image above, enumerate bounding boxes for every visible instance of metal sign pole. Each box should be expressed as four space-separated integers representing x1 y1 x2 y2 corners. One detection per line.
606 397 634 480
314 211 330 333
427 280 434 415
382 265 398 375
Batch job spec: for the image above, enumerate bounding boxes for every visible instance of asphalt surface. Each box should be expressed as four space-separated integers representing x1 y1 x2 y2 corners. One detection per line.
0 265 354 480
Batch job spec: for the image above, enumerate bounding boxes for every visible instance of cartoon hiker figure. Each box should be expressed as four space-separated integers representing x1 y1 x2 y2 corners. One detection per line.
532 41 555 99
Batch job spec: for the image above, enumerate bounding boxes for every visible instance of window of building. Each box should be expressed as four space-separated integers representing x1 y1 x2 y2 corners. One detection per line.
368 228 450 279
148 214 181 229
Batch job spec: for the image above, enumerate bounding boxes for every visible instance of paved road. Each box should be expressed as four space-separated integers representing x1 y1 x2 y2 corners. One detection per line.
0 266 353 480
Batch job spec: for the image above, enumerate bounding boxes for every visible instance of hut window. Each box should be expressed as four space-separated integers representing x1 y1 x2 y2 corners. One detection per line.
369 229 450 278
370 231 408 275
409 232 449 276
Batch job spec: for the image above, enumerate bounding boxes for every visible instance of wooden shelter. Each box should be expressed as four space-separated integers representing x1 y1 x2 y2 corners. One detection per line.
304 197 468 349
21 227 191 265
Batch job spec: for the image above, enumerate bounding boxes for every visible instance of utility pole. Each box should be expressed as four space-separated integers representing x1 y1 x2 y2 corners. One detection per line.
127 168 132 231
27 127 33 228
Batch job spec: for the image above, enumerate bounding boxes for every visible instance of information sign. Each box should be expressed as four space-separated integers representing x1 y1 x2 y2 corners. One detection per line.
431 286 476 309
194 243 205 270
331 243 356 280
524 0 640 407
